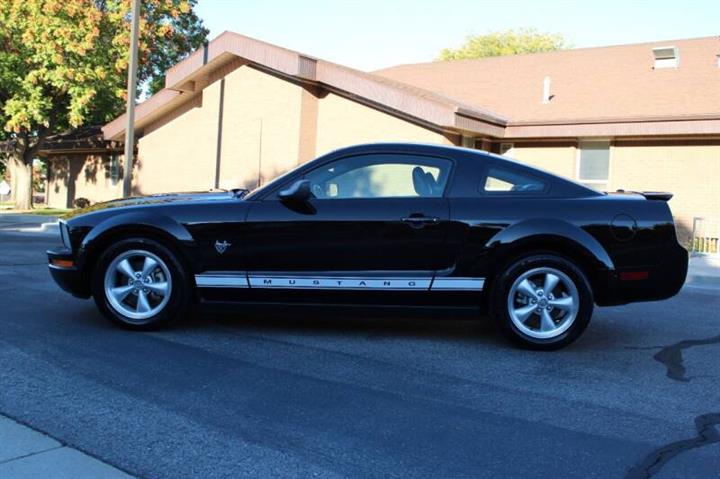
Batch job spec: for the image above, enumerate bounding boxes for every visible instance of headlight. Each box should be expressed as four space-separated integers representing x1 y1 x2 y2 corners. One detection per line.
59 221 71 251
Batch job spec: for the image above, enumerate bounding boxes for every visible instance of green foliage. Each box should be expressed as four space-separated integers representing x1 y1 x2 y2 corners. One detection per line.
0 0 207 207
437 28 570 61
0 0 208 139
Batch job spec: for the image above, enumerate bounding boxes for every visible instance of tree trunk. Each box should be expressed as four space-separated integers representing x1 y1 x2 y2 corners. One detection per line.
11 154 33 210
8 158 17 203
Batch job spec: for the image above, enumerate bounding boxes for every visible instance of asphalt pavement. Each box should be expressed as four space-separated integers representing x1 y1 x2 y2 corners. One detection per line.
0 229 718 478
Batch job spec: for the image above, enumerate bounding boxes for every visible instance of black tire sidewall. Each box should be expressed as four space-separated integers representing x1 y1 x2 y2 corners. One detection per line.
490 254 593 350
92 238 191 330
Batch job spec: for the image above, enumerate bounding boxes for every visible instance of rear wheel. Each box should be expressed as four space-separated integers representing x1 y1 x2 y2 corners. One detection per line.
490 254 593 350
92 238 192 330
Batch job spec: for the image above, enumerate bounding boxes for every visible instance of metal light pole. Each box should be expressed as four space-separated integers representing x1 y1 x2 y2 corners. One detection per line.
122 0 141 198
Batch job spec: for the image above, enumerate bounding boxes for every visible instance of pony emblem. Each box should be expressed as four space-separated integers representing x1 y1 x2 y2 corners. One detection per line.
214 240 231 254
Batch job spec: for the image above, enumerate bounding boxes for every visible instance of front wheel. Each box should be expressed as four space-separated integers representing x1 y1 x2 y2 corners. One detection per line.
92 238 193 330
490 254 594 350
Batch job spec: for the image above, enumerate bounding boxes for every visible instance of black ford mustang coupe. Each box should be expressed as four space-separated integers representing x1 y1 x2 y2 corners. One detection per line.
48 143 688 349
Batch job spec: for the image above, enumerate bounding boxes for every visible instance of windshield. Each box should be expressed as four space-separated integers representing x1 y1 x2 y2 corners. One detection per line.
243 166 300 200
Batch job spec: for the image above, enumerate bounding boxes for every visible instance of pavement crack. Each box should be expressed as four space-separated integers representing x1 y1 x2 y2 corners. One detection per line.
0 445 65 465
625 413 720 479
653 335 720 382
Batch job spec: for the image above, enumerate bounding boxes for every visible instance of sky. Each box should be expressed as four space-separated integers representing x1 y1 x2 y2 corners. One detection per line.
195 0 720 71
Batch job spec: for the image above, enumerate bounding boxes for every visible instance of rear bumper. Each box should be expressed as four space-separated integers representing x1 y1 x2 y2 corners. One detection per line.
47 248 91 299
596 243 688 306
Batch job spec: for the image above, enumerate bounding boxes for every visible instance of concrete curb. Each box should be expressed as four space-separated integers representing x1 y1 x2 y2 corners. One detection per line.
686 255 720 289
16 221 59 234
0 215 59 235
684 275 720 289
0 414 134 478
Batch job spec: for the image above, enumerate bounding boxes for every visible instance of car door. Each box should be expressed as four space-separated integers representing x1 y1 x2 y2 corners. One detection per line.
243 152 456 290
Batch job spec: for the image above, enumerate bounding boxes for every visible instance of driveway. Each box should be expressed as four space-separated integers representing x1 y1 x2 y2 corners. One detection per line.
0 230 718 478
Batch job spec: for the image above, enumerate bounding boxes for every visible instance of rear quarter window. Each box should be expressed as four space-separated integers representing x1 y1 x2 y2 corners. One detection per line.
480 165 549 195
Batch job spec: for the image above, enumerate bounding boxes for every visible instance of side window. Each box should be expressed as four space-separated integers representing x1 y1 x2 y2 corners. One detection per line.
304 154 452 199
481 166 547 194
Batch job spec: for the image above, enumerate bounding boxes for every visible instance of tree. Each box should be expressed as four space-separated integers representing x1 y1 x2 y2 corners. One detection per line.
437 28 570 61
0 0 208 210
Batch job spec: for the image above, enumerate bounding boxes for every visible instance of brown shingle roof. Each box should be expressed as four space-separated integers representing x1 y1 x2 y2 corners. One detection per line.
105 33 720 141
375 36 720 125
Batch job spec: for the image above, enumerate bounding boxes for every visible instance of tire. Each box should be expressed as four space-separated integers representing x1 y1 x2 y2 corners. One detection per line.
92 238 193 330
489 253 593 350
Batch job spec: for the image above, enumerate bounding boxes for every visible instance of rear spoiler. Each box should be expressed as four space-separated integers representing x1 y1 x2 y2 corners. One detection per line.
640 191 673 201
614 190 673 201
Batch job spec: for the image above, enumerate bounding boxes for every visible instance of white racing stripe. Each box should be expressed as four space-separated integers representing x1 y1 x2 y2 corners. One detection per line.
195 274 249 288
431 277 485 290
195 273 484 291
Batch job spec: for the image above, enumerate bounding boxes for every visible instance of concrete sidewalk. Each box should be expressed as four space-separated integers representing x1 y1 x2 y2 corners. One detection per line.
0 214 59 235
686 254 720 288
0 415 133 478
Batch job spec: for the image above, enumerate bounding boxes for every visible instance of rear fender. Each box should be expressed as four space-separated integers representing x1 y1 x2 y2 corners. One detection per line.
486 218 615 282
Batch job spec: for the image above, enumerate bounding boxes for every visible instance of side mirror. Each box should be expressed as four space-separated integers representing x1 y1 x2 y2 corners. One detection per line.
278 179 312 203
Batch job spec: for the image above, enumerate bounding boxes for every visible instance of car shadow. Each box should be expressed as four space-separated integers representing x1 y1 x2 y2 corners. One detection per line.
191 307 502 346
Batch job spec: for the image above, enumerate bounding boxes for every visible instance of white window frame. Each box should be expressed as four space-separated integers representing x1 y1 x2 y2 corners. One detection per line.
576 139 611 188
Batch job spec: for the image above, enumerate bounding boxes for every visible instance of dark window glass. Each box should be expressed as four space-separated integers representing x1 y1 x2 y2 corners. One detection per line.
303 154 452 199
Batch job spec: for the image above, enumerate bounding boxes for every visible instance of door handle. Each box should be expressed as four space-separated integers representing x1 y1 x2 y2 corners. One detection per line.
401 215 440 227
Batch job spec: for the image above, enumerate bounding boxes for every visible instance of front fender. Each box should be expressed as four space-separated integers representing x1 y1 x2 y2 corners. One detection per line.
76 211 195 272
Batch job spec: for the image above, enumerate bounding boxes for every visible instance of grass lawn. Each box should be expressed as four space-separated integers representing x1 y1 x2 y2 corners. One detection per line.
0 207 73 217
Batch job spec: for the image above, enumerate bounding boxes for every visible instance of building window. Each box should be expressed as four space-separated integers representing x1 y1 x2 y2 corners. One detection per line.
577 141 610 191
499 143 514 156
461 136 476 149
109 154 121 186
652 46 679 69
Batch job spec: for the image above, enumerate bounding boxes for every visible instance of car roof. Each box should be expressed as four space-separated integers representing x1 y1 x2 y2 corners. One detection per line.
247 142 600 199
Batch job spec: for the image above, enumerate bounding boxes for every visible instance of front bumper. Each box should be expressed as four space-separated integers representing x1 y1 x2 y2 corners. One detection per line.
47 247 91 299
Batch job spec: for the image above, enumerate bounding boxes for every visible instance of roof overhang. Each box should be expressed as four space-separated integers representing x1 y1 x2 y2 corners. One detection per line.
104 32 720 142
103 32 507 142
505 114 720 138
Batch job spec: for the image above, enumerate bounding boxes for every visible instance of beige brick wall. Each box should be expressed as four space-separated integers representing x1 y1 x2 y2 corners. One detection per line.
219 66 303 190
134 68 455 194
136 66 303 193
610 143 720 239
315 93 449 157
136 88 219 195
47 154 123 209
506 144 577 180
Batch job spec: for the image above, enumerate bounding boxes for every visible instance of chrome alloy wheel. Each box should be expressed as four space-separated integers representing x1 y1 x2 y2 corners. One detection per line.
103 250 172 322
507 267 579 339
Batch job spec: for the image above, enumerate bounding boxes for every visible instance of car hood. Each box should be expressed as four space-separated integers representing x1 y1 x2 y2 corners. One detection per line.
62 191 240 220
